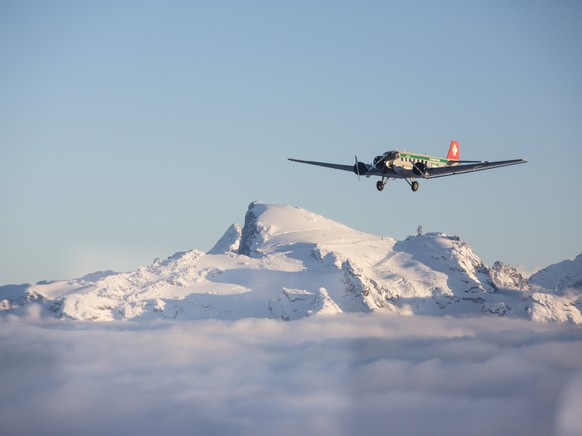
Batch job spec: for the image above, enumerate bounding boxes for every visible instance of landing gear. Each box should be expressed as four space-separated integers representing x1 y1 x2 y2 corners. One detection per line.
403 178 420 192
377 177 390 192
376 177 418 192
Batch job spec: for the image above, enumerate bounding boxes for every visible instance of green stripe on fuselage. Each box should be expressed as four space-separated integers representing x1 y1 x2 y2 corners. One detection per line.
398 152 449 166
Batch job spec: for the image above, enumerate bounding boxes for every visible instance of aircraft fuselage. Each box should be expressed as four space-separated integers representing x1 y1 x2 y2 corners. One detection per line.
373 150 458 179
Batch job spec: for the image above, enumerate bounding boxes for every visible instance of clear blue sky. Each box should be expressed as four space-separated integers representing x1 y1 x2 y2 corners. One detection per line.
1 0 581 284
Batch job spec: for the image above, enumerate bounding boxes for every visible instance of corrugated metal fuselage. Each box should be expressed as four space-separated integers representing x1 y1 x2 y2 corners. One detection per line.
374 151 458 179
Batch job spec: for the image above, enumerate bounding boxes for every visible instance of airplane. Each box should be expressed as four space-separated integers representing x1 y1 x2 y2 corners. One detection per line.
289 140 527 192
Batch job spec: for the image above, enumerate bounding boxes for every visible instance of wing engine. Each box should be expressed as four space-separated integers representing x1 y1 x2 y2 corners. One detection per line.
353 161 369 176
412 162 428 177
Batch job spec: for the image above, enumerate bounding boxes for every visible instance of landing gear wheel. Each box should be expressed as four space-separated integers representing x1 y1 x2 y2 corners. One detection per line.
411 181 419 192
376 180 384 192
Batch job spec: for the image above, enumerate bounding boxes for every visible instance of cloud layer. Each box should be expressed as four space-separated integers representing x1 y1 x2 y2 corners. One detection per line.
1 311 582 436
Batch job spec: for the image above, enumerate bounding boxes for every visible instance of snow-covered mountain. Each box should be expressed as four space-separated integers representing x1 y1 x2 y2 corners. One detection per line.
1 201 581 324
529 253 582 291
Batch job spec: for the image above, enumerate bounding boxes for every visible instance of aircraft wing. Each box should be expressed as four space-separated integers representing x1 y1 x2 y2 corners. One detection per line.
288 158 384 176
288 158 354 172
425 159 527 178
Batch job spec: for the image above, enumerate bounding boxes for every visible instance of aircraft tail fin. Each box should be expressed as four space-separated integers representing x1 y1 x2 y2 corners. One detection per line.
447 140 460 160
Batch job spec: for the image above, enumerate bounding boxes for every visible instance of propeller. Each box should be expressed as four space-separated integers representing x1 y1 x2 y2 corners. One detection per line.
353 156 369 179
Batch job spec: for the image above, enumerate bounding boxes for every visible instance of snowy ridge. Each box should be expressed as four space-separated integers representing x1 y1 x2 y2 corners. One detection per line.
1 201 581 324
530 253 582 291
490 262 530 291
208 223 241 255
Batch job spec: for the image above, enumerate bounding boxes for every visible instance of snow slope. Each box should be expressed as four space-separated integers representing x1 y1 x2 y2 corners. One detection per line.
530 253 582 291
1 201 581 324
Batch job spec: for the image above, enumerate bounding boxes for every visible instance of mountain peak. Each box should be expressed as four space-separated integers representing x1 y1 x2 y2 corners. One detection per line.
490 261 530 291
238 201 267 257
393 232 496 294
530 252 582 291
237 201 367 257
208 224 241 255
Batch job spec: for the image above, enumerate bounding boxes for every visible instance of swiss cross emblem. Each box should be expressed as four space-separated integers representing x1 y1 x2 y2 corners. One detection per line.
452 143 458 157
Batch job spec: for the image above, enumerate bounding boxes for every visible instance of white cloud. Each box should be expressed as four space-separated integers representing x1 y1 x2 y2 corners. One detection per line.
1 313 581 436
556 374 582 436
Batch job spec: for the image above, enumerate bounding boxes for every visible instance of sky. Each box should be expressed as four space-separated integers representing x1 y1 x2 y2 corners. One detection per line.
1 0 581 284
1 312 582 436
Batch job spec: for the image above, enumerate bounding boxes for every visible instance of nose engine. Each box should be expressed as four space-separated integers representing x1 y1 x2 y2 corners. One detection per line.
373 155 385 168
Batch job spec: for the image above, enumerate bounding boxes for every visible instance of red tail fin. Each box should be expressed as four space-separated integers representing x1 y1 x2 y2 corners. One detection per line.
447 140 460 160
